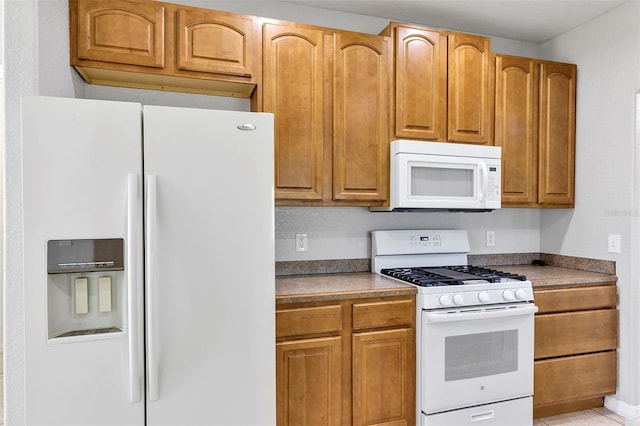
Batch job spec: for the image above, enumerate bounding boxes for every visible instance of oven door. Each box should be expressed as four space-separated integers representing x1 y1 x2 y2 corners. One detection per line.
421 303 537 414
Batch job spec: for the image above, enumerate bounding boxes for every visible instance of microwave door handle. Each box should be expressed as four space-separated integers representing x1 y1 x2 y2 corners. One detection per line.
478 162 488 201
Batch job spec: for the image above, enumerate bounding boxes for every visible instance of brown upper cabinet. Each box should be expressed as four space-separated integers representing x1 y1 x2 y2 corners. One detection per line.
538 61 577 207
261 20 391 206
70 0 259 97
75 0 165 68
384 24 447 141
176 8 256 78
69 2 577 208
262 22 325 201
382 23 493 144
495 54 576 207
448 32 494 144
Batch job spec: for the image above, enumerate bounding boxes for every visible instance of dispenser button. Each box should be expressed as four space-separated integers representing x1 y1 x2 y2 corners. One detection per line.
98 277 112 313
74 278 89 315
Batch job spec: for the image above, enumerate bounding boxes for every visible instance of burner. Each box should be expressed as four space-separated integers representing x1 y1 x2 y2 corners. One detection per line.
381 268 460 287
380 265 527 287
444 265 527 283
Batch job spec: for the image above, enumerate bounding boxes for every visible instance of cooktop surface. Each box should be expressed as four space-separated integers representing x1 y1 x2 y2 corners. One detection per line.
380 265 527 287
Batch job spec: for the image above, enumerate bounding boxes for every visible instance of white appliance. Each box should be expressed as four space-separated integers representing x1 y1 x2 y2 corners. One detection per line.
372 230 536 426
372 140 502 212
21 96 275 425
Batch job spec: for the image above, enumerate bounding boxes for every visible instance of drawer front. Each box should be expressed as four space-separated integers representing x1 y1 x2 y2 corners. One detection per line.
276 305 342 339
535 309 617 359
352 298 414 331
534 284 616 313
534 351 616 407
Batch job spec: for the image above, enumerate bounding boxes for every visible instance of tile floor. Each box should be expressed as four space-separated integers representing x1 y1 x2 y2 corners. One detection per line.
0 354 625 426
536 407 625 425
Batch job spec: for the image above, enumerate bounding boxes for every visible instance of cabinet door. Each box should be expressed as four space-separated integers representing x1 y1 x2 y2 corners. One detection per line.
495 55 538 205
75 0 164 68
538 61 576 206
393 25 447 140
276 337 342 426
333 32 390 201
447 33 493 144
353 328 414 426
177 8 256 77
264 23 325 200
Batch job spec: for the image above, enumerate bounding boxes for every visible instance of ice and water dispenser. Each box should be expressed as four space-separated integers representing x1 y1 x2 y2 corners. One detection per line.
47 238 125 341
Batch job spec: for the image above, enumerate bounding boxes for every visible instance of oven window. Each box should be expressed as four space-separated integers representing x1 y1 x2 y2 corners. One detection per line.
444 330 518 381
410 166 474 197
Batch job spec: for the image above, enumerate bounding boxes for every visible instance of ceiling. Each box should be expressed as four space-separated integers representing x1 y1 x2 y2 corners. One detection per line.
281 0 628 43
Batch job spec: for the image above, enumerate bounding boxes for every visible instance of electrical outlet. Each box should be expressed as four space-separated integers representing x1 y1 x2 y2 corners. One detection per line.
486 231 496 247
608 234 621 253
295 233 308 252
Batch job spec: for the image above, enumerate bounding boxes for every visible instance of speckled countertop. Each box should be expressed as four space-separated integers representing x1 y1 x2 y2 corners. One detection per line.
276 272 417 304
276 262 617 304
491 264 617 288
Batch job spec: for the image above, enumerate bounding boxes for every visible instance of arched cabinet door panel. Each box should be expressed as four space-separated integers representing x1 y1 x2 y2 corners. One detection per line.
495 54 538 205
448 32 493 144
538 61 576 207
177 8 257 77
333 31 390 202
76 0 165 68
263 23 325 201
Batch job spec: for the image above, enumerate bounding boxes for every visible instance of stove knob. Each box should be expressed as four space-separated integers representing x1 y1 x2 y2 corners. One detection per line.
453 294 464 305
502 289 516 301
515 289 529 300
478 291 491 303
439 294 453 307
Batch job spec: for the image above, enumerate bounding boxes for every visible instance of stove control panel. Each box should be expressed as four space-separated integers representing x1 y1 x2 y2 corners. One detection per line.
422 284 534 310
410 234 441 247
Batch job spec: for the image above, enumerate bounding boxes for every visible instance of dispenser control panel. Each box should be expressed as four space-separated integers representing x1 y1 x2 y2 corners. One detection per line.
47 238 124 273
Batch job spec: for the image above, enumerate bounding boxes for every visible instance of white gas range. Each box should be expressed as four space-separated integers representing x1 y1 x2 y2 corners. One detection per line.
372 230 537 426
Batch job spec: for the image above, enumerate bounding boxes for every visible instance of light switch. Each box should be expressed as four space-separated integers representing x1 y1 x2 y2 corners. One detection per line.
74 278 89 315
98 276 112 313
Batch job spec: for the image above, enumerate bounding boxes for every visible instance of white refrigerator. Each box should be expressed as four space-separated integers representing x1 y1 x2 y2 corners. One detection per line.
21 96 275 425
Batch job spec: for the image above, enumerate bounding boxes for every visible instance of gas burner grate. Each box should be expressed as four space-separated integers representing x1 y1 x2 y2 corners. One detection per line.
444 265 528 283
380 265 527 287
381 268 464 287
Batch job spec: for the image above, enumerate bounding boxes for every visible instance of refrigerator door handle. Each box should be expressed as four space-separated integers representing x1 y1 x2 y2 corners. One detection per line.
146 174 159 401
127 173 142 403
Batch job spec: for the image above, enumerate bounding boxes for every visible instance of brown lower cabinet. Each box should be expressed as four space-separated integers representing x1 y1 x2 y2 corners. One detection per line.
276 296 415 425
533 283 618 418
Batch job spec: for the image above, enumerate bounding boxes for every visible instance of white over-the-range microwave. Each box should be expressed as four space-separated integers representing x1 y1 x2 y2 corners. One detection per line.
372 140 502 212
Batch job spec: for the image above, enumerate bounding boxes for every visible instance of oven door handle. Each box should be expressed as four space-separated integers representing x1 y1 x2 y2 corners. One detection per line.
426 304 538 323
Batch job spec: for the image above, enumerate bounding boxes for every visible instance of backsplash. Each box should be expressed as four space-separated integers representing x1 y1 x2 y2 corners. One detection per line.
275 253 615 276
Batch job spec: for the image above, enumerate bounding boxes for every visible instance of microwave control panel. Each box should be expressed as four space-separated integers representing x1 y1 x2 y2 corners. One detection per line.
486 165 501 202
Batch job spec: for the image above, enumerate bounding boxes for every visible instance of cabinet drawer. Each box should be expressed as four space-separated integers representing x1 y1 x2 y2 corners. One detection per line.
276 305 342 339
534 285 616 313
352 299 414 331
535 309 617 359
534 351 616 407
